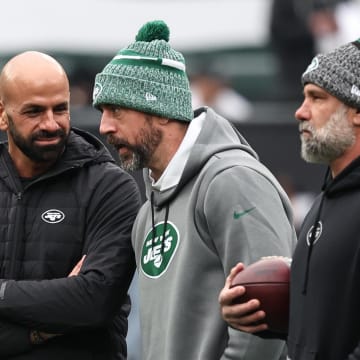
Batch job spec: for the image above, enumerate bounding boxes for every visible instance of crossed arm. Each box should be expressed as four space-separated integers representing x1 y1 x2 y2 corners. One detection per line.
0 255 86 356
29 255 86 343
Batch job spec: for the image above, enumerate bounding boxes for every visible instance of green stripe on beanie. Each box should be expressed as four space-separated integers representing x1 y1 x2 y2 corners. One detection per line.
93 20 193 122
302 39 360 109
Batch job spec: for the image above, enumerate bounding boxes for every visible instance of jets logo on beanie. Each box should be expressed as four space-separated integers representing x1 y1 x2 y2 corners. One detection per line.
302 39 360 109
93 20 193 122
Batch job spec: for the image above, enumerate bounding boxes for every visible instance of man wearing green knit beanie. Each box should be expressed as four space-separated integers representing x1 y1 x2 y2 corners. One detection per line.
93 20 296 360
93 20 192 122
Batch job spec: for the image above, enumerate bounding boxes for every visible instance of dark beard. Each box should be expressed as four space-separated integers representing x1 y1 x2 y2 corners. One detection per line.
7 113 69 163
107 124 162 172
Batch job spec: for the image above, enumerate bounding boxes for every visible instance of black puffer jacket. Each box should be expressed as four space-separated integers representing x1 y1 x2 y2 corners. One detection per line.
0 127 141 359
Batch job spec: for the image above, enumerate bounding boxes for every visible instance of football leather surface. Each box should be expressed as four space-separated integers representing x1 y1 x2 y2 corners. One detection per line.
230 256 291 333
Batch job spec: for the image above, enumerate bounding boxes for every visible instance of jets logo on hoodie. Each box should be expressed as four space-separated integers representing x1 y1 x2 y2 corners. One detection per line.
141 221 179 278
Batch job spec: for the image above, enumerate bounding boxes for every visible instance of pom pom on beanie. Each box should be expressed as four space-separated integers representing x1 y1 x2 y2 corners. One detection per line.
93 20 193 122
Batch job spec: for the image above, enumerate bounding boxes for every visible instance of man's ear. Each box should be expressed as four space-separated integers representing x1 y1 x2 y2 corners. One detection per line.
0 101 9 131
353 108 360 126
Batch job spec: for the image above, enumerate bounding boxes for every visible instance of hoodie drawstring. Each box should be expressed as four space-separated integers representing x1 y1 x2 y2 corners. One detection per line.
150 191 170 255
302 193 325 294
302 168 330 294
151 192 156 248
161 205 169 254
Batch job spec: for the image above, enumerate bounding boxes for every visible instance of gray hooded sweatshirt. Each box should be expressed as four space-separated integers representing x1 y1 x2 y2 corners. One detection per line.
132 107 297 360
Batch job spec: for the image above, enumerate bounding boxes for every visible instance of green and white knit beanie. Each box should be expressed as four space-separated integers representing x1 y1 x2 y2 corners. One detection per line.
302 38 360 109
93 20 193 122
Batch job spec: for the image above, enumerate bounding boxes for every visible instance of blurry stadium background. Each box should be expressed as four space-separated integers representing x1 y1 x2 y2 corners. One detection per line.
0 0 330 194
4 0 359 358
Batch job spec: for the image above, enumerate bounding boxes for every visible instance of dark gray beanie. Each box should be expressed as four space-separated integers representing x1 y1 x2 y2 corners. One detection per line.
302 39 360 109
92 20 193 122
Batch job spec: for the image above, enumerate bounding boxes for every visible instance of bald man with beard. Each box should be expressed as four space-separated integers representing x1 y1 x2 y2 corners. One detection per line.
0 52 141 359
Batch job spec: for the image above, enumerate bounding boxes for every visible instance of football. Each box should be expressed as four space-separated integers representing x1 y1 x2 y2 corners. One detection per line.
230 256 291 334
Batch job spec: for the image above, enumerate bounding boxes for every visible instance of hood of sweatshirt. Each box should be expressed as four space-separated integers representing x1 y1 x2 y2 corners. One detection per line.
323 156 360 197
143 107 258 208
60 127 115 167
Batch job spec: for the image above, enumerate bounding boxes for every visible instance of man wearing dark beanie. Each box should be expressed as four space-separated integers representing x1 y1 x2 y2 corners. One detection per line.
220 39 360 360
93 20 297 360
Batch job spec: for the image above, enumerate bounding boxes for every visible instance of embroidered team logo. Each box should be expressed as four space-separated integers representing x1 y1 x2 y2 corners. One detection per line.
141 221 179 278
351 84 360 97
303 57 319 75
41 209 65 224
306 221 322 246
92 82 102 101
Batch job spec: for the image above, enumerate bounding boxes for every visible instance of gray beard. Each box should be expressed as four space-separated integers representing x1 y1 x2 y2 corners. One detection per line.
300 105 355 164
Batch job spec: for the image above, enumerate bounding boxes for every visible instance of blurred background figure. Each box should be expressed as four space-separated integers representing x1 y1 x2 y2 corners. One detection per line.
190 69 254 123
269 0 358 102
269 0 316 101
69 68 94 108
309 0 360 53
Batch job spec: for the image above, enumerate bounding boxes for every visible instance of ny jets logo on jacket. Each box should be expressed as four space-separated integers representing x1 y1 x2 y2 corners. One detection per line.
41 209 65 224
306 221 322 246
141 221 179 278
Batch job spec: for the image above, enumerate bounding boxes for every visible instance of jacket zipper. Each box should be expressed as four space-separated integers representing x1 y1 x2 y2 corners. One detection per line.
8 192 23 278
